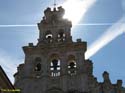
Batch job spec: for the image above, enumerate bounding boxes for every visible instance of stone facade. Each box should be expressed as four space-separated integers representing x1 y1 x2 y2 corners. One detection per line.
14 6 125 93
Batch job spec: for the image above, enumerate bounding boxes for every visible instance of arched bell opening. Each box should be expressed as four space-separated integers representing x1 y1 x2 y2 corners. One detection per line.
45 30 53 43
57 29 66 42
49 54 61 77
34 57 42 72
67 55 77 75
34 63 41 71
50 59 61 77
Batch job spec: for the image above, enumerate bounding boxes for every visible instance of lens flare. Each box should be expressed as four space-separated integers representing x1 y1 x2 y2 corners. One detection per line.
62 0 96 25
85 16 125 59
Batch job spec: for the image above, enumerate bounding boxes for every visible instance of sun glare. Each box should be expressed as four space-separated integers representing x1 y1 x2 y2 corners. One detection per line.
62 0 85 25
61 0 96 25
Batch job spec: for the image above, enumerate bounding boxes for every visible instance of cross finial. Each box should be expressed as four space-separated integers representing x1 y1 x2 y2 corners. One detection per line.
54 0 57 8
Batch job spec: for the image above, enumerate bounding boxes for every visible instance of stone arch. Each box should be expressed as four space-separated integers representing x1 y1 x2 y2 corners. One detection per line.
49 54 61 77
50 54 60 61
58 29 65 38
67 55 77 75
58 29 66 42
68 55 76 61
45 30 53 43
68 90 81 93
47 87 64 93
34 57 42 71
45 30 52 38
35 57 41 62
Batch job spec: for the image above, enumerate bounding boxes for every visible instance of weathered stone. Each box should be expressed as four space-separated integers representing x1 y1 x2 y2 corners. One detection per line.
14 6 125 93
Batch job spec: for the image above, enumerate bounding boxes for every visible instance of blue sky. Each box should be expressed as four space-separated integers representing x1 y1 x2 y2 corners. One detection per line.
0 0 125 86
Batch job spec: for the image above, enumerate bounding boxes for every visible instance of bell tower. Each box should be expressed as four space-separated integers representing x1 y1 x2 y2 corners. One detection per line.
14 6 125 93
14 6 92 93
37 6 72 44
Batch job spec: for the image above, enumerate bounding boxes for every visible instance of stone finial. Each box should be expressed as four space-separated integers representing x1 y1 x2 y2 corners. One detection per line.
117 80 123 87
28 43 33 47
103 71 109 79
44 7 51 13
58 6 65 18
116 80 123 93
103 71 111 83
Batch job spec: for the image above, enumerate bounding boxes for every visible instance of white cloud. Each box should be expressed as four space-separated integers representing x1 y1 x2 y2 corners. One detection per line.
85 16 125 59
0 49 22 84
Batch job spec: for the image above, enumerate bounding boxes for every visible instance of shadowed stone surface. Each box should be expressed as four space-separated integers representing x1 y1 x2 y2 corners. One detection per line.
14 6 125 93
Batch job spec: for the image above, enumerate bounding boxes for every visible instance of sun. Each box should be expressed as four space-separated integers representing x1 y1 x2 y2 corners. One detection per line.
61 0 96 25
62 0 85 25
